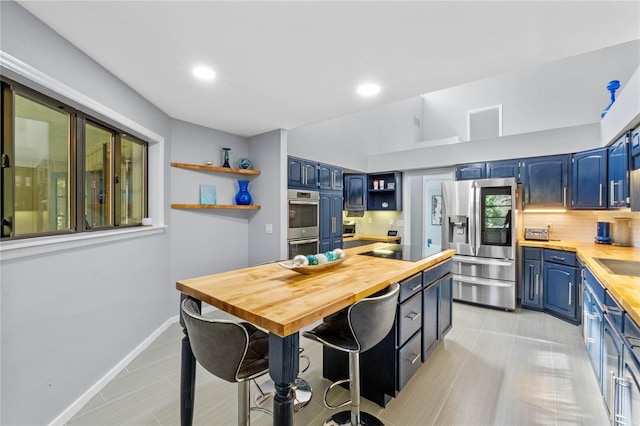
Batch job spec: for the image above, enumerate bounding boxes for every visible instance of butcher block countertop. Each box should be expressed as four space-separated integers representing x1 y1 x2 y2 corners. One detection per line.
176 243 454 337
519 240 640 325
343 234 401 243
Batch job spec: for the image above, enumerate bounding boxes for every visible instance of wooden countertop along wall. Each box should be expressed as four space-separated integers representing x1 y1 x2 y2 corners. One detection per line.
519 240 640 325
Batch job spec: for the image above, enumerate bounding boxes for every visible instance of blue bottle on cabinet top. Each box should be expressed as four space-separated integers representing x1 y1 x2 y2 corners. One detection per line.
601 80 620 118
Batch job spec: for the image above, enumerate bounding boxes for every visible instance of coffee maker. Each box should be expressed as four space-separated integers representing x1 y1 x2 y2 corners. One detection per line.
595 221 611 244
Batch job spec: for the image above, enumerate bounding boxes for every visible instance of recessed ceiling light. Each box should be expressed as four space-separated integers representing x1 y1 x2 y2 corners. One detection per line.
357 83 381 96
192 66 216 81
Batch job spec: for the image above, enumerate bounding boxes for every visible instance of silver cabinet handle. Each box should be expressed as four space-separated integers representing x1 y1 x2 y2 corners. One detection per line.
406 311 421 321
563 186 567 207
410 284 421 292
408 353 421 364
569 281 573 306
552 256 565 261
599 183 603 206
535 272 540 297
610 371 616 424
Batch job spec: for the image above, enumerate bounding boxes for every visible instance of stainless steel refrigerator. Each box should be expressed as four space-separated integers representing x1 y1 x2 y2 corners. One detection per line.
442 178 519 310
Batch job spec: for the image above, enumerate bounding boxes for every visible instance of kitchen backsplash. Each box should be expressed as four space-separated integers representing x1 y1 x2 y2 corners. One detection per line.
345 210 402 236
522 210 640 247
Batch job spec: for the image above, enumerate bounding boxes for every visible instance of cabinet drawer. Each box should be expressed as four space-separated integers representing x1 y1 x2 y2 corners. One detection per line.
399 272 422 303
584 267 606 305
398 293 422 346
423 260 451 287
543 249 577 267
523 247 542 260
398 330 422 391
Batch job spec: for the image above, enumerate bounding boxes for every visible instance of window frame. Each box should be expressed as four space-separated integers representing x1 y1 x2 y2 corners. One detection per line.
1 76 149 241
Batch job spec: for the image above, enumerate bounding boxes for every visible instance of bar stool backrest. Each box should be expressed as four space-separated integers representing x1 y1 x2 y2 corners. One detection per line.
348 283 400 352
181 298 250 383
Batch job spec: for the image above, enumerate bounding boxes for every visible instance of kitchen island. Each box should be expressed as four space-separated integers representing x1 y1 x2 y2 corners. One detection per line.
176 243 454 426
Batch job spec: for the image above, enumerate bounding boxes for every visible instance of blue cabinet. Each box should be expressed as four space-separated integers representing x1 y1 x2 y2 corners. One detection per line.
288 156 317 189
572 148 608 209
542 249 579 323
608 133 630 207
455 163 486 180
319 192 343 252
521 248 542 309
631 124 640 170
583 278 603 389
486 159 521 181
521 155 570 209
439 273 453 338
543 262 578 320
367 172 402 211
344 174 366 211
318 163 343 191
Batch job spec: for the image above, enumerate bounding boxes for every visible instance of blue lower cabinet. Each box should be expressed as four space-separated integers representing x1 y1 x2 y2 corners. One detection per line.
521 249 543 309
423 280 439 359
543 261 579 323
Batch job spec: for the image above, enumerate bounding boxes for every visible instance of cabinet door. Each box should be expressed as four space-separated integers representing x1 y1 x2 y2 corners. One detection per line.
456 163 486 180
331 194 343 250
332 168 343 191
602 316 623 417
423 280 440 360
344 174 367 211
288 157 304 188
319 193 332 253
439 274 453 337
367 171 402 211
288 157 317 189
621 348 640 426
486 159 521 182
631 125 640 170
522 155 570 209
522 258 542 309
318 164 332 190
543 262 578 320
608 134 630 208
572 148 607 209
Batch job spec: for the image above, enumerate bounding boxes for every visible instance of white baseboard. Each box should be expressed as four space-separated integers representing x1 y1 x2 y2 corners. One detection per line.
48 315 180 426
47 303 221 426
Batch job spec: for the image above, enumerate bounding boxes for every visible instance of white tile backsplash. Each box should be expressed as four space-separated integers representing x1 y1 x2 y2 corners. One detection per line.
522 210 639 247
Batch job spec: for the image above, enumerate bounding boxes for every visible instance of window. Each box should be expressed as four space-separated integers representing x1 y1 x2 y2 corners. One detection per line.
1 78 148 239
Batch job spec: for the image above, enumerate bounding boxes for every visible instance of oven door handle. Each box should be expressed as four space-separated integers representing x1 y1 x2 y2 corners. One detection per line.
289 200 319 206
288 238 319 245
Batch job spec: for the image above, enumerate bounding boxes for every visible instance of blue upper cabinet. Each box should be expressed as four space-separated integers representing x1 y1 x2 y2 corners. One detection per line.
608 133 630 208
486 159 521 182
455 163 486 180
631 124 640 170
521 154 570 210
344 174 367 211
318 163 343 192
572 148 608 210
288 156 318 190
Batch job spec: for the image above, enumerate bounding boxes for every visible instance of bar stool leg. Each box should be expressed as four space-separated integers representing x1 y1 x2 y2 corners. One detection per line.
238 381 250 426
349 352 361 426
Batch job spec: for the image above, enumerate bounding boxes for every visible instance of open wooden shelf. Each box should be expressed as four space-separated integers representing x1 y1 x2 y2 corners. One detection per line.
171 162 261 176
171 204 261 210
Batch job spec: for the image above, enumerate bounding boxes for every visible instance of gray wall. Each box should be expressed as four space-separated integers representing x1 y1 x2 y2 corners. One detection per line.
169 119 252 284
422 40 640 143
0 2 173 425
247 129 288 265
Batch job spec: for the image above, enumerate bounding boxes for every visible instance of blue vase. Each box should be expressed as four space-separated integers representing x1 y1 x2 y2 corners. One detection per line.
601 80 621 118
235 180 252 205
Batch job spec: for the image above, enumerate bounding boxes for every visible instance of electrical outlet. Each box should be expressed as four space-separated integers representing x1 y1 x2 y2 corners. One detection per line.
389 219 394 225
265 223 273 234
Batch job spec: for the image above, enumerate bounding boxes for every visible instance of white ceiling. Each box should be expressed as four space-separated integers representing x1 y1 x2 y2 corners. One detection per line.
17 1 640 138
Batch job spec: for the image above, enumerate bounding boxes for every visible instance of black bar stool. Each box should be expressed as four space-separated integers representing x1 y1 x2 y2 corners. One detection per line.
303 282 400 426
181 298 270 426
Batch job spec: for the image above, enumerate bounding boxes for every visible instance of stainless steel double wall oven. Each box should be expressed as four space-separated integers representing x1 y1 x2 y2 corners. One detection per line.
287 189 320 258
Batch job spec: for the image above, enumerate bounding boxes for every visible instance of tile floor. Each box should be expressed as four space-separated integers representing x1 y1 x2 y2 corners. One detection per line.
66 302 609 425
